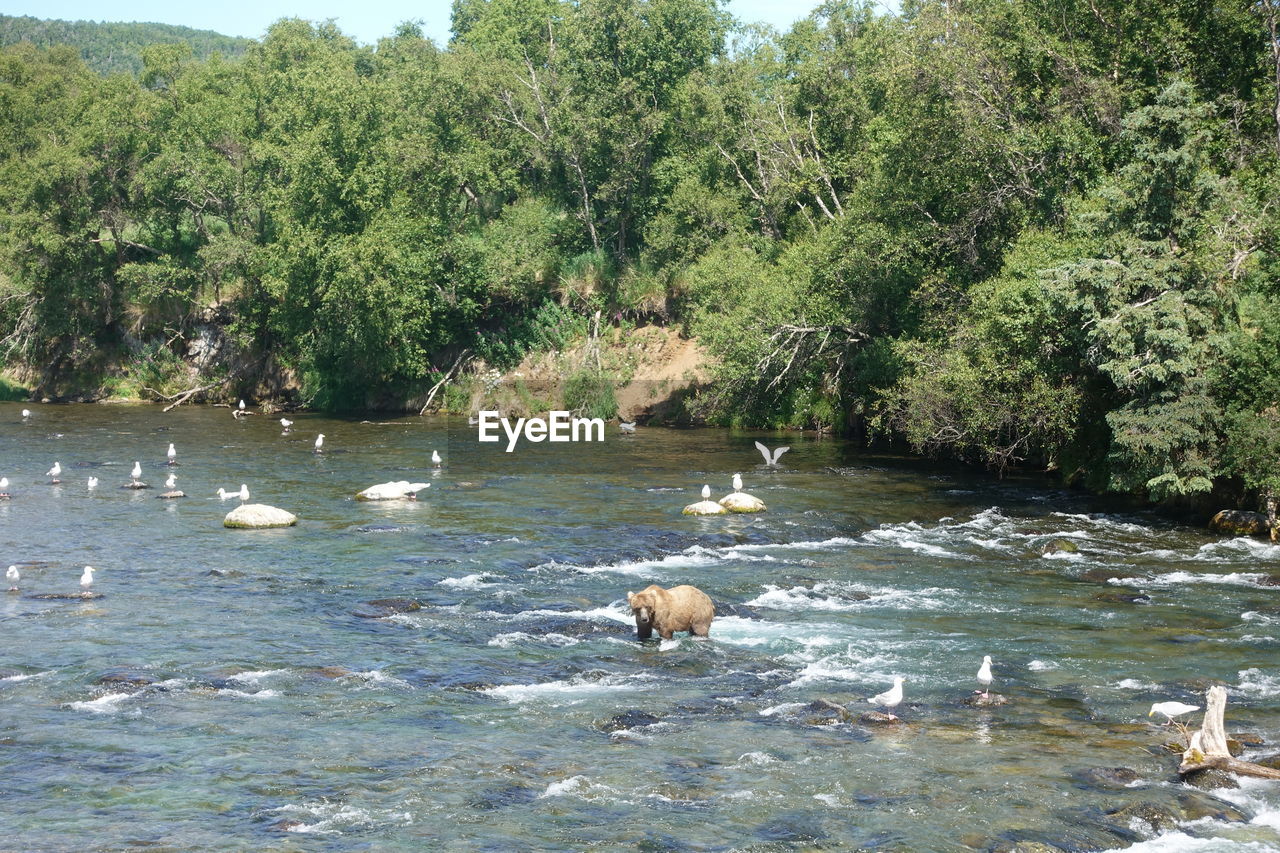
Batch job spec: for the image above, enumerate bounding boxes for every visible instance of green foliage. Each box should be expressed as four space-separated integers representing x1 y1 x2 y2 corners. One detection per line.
563 368 617 420
0 15 251 76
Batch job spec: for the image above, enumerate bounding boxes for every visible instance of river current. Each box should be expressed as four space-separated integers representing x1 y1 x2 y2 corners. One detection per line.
2 402 1279 851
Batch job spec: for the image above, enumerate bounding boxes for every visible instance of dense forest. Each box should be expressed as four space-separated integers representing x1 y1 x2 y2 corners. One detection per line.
0 15 252 75
1 0 1279 512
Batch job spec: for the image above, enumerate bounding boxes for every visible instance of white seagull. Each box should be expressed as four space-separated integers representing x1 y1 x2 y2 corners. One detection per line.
164 472 176 490
432 450 442 467
80 566 95 591
46 462 62 481
869 676 906 719
21 409 31 419
1149 701 1200 724
87 477 98 489
619 421 636 434
0 476 9 493
701 484 712 499
238 484 250 504
977 655 993 698
130 461 142 485
238 399 246 412
216 488 237 501
280 418 293 432
167 443 177 465
754 441 790 466
314 434 325 453
6 565 18 592
732 473 743 492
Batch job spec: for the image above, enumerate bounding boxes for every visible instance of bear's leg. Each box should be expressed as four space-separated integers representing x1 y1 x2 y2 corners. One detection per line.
691 621 710 637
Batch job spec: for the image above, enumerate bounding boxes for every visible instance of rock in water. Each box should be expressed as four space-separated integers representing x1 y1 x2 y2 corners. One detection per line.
719 491 766 513
682 499 727 516
158 490 185 499
224 504 297 529
1209 509 1268 537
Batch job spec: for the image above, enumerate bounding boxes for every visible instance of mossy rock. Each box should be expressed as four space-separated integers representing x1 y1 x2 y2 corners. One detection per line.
1209 509 1269 537
224 504 297 529
682 500 727 516
719 491 766 513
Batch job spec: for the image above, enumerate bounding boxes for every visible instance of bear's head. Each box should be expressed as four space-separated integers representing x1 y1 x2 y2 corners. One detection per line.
627 589 659 639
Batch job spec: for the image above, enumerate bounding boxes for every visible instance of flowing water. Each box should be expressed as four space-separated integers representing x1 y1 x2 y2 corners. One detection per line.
2 402 1279 851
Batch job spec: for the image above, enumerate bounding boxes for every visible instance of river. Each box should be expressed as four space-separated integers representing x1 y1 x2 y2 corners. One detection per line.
1 402 1278 851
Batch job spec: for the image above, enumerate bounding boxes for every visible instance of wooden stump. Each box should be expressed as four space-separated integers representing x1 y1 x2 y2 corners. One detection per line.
1179 686 1280 780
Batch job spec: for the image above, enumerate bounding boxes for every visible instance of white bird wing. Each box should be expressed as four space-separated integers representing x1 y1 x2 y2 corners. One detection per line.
770 446 791 465
754 441 771 465
405 483 431 494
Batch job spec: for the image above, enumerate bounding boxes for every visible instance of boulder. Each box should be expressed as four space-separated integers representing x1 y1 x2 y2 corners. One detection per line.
1209 509 1269 537
1104 801 1180 834
1070 766 1140 790
1042 538 1079 555
224 504 297 529
682 499 727 516
719 491 766 513
157 490 185 499
355 481 430 501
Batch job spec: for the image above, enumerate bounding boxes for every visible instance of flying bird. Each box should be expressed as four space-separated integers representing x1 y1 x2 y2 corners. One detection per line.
869 676 906 719
6 565 18 592
1149 701 1200 724
754 441 790 466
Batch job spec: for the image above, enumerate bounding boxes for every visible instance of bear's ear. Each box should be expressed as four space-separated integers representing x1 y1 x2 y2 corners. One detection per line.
626 591 635 604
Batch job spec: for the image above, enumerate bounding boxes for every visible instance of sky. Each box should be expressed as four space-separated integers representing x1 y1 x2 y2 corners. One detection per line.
3 0 821 47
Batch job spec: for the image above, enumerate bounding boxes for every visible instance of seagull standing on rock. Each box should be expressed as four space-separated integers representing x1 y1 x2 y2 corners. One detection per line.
870 676 906 719
977 655 993 698
80 566 95 592
87 477 98 489
732 473 743 492
6 565 18 592
21 409 31 419
280 418 293 433
165 472 176 490
314 434 325 453
432 450 442 468
167 443 177 465
46 462 61 482
0 476 10 496
130 461 142 486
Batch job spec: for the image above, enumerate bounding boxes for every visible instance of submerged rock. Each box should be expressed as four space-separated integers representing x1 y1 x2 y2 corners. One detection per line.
1041 539 1078 555
1104 801 1180 834
682 499 727 516
1070 766 1140 790
1209 509 1269 537
353 598 422 618
965 692 1009 707
1182 768 1239 791
223 504 297 529
800 698 853 725
598 710 662 732
1254 753 1280 769
157 490 185 499
26 591 104 600
121 482 150 490
719 491 766 513
1175 790 1251 822
858 711 902 726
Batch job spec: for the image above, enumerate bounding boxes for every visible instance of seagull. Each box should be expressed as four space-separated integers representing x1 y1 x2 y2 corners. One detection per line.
732 473 743 492
467 415 479 426
238 399 246 412
754 441 790 466
21 409 31 419
130 461 142 485
0 476 9 495
280 418 293 432
619 421 636 434
238 484 250 504
869 676 905 719
977 655 993 698
6 565 18 592
80 566 95 591
314 434 325 453
167 443 177 465
1149 701 1200 724
431 450 442 467
164 472 176 490
701 484 711 500
46 462 61 481
216 488 237 501
87 477 98 489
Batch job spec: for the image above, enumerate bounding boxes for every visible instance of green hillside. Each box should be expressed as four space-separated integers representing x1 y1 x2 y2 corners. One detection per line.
0 14 251 75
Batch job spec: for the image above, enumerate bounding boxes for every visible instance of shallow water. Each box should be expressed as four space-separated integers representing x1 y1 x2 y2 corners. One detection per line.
2 402 1278 851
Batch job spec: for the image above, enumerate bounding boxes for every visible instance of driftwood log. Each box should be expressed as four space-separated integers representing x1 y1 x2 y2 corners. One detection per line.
1179 685 1280 780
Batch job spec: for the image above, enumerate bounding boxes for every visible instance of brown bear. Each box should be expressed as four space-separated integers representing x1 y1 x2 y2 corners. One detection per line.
626 584 714 640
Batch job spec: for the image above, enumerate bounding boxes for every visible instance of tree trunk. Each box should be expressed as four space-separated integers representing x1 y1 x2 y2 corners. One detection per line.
1266 488 1277 543
1179 685 1280 780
